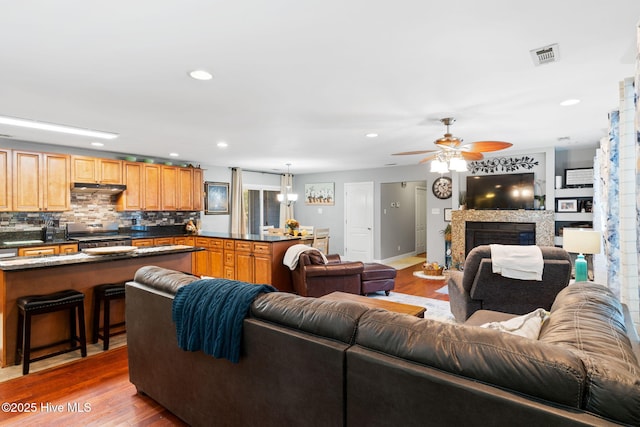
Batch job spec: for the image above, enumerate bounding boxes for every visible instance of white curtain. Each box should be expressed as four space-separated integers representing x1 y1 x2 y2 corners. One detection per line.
231 168 246 234
279 173 295 227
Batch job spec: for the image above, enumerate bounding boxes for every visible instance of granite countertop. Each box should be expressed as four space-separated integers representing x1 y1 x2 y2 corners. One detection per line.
0 245 203 271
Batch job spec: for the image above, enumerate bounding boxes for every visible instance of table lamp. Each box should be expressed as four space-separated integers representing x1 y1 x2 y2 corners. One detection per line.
562 228 601 282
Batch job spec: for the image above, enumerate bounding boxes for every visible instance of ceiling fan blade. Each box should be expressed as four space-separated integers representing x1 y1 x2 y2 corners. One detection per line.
461 141 513 153
418 154 438 164
461 151 484 160
391 150 436 156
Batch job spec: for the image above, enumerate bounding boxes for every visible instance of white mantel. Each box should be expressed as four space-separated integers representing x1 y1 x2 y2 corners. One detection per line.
451 209 555 267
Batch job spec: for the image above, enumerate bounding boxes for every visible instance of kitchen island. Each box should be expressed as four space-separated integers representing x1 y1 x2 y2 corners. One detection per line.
0 245 201 368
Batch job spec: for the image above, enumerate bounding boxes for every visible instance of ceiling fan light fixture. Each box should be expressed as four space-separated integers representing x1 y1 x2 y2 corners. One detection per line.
449 156 468 172
430 159 449 174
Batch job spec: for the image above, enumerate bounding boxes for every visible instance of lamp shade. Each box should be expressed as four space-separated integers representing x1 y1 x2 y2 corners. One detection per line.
562 228 601 255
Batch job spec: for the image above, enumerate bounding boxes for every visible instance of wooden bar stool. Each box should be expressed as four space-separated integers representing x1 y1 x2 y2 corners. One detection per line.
92 283 126 350
16 289 87 375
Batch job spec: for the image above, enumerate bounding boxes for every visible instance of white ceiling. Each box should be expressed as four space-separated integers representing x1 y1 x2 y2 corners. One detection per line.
1 1 638 174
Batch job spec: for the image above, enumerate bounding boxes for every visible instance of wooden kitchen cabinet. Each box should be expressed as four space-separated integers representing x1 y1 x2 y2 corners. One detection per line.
177 168 194 210
117 162 144 211
132 238 154 247
174 236 194 245
192 168 203 211
19 245 59 257
71 156 122 184
223 239 234 279
12 151 70 212
234 241 273 285
59 243 78 254
143 164 162 211
0 149 12 211
161 165 178 210
153 237 174 245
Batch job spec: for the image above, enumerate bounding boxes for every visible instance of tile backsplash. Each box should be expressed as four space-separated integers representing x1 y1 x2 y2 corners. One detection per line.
0 193 200 230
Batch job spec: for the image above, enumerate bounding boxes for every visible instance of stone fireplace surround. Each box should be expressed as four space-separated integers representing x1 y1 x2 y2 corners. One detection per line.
451 210 555 267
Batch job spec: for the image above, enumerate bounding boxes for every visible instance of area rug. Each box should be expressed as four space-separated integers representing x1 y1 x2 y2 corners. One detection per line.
436 284 449 294
368 292 456 323
386 256 425 270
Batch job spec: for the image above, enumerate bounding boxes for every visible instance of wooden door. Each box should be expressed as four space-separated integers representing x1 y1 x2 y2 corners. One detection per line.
143 164 161 210
177 168 193 210
161 166 178 210
13 151 41 211
117 162 143 211
99 159 123 184
42 153 70 211
192 168 203 211
0 149 12 211
252 242 272 284
71 156 98 182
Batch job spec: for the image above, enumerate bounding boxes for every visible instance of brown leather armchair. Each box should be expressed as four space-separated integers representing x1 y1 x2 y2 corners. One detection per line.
448 245 572 322
291 250 364 297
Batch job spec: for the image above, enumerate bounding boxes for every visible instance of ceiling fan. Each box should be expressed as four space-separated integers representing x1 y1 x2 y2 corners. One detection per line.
392 117 513 172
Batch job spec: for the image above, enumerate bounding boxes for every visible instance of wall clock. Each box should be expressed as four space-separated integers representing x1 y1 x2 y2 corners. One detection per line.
432 176 452 199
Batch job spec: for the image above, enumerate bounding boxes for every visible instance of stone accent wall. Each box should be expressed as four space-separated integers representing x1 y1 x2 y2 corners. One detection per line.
451 209 555 266
0 193 200 230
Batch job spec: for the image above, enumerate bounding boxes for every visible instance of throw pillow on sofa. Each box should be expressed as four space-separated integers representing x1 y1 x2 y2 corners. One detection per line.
480 308 549 339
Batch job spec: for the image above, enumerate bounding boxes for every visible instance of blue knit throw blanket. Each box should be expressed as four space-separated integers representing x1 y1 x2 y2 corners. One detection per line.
172 278 276 363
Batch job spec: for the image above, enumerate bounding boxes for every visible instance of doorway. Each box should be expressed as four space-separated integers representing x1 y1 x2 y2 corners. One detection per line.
344 181 374 262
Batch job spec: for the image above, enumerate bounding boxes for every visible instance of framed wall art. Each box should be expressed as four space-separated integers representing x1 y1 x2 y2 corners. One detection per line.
444 208 452 222
204 182 229 215
564 168 594 188
556 198 578 213
304 182 335 205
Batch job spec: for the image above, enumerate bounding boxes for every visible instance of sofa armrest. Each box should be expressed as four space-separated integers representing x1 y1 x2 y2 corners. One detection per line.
447 271 482 322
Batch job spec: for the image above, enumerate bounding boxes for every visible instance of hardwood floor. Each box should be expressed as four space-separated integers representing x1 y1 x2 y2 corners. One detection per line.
0 260 447 426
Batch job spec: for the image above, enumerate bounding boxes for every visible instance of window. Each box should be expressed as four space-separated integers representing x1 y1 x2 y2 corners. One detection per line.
243 185 280 234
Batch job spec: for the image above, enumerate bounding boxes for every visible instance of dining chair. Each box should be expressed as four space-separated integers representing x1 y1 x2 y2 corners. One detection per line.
312 227 330 253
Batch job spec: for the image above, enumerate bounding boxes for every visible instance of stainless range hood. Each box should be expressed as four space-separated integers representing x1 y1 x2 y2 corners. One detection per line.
71 182 127 194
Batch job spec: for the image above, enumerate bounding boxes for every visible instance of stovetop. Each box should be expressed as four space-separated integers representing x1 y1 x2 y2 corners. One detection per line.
67 222 131 242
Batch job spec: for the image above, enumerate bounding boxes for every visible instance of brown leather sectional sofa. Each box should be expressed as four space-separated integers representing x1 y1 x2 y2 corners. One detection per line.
126 266 640 426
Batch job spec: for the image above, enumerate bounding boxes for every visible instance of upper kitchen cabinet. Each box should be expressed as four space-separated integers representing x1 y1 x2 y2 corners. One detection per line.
143 163 162 211
161 165 178 210
12 150 70 211
116 161 144 211
0 149 12 211
71 155 122 184
192 168 203 211
177 167 194 210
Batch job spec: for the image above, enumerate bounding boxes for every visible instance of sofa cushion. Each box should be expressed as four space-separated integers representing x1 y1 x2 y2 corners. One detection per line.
355 310 586 408
539 282 640 425
251 293 369 344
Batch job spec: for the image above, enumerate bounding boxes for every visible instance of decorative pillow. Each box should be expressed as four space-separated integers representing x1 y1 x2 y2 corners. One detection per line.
480 308 549 340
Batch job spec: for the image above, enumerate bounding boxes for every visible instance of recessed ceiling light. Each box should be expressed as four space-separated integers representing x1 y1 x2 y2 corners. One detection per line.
217 141 228 148
91 142 104 147
169 152 179 157
0 115 118 139
560 99 580 106
366 133 378 138
189 69 213 81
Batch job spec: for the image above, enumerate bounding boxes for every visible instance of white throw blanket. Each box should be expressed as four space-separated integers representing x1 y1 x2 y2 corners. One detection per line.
283 244 328 270
490 244 543 281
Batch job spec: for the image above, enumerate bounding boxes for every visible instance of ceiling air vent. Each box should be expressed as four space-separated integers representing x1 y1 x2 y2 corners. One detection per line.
530 43 560 66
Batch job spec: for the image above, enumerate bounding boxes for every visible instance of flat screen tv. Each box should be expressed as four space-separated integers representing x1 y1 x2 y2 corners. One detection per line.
466 173 535 210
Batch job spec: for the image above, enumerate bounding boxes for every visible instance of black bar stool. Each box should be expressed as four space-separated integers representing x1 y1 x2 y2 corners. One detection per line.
16 289 87 375
92 283 126 350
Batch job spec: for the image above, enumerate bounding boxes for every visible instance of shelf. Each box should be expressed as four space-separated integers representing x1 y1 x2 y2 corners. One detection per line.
554 212 593 221
555 188 594 198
